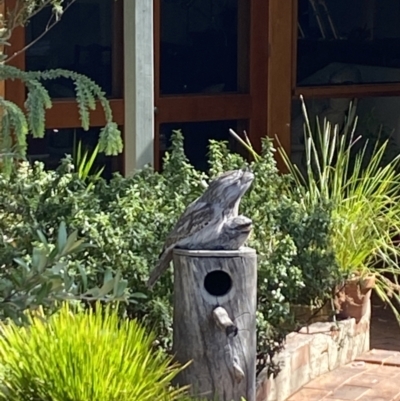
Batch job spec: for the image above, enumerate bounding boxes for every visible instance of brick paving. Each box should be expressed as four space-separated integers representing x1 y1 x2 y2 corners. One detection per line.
287 355 400 401
287 298 400 401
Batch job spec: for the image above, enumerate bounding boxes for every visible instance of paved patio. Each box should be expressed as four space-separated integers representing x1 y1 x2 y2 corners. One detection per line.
287 352 400 401
287 300 400 401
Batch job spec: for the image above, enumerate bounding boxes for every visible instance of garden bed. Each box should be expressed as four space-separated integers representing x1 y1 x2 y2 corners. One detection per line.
256 300 371 401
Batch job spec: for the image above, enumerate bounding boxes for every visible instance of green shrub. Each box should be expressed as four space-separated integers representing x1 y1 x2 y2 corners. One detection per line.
278 98 400 320
207 137 339 371
0 302 187 401
0 221 127 325
0 134 206 349
0 130 339 374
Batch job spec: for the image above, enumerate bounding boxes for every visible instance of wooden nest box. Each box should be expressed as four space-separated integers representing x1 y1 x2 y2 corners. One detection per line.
172 247 257 401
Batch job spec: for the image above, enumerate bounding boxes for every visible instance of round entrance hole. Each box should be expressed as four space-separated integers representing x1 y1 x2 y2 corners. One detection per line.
204 270 232 297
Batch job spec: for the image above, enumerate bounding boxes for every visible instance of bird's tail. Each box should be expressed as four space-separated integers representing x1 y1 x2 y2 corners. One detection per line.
147 250 173 290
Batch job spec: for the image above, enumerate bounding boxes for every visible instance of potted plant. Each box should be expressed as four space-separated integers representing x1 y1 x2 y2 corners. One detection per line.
230 97 400 324
334 272 376 322
278 96 400 323
228 128 342 326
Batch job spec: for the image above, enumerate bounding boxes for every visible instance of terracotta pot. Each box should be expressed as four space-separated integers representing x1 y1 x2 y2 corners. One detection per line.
291 302 333 325
335 273 375 322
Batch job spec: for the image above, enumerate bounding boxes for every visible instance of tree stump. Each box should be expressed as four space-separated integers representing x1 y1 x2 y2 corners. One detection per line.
172 247 257 401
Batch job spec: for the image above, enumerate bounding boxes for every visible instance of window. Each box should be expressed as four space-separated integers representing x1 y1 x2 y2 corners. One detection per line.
5 0 124 174
26 0 120 98
159 0 249 95
28 127 122 179
297 0 400 86
159 120 247 171
292 0 400 163
291 95 400 172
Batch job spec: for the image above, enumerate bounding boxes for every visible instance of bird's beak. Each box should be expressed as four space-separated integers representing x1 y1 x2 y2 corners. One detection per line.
239 223 252 233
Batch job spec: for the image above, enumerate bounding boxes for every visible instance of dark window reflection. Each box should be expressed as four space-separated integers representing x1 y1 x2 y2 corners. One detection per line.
159 120 246 171
290 95 400 174
160 0 249 95
297 0 400 86
27 127 121 179
25 0 114 98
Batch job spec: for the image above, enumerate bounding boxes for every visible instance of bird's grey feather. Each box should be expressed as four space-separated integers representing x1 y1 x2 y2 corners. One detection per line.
148 203 222 289
162 201 218 250
147 169 254 289
195 215 252 251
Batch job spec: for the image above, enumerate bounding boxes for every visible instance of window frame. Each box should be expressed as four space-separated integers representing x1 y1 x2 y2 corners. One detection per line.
4 0 125 168
291 0 400 100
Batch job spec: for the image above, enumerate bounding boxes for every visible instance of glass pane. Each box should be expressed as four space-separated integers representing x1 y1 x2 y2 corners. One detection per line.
27 127 121 179
26 0 114 98
297 0 400 86
291 95 400 173
160 0 250 95
159 120 247 171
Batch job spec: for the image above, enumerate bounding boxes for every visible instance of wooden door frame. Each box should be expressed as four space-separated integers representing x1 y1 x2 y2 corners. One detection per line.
153 0 282 170
266 0 295 172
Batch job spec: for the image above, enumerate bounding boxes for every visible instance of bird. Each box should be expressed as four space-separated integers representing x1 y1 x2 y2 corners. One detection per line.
147 169 254 289
196 215 253 251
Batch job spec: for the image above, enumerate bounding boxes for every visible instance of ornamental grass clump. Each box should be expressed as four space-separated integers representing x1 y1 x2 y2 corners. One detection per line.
0 302 187 401
278 97 400 319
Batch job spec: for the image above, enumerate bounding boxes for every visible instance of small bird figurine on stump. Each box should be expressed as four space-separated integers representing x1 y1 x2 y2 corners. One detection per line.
147 169 254 289
197 215 253 251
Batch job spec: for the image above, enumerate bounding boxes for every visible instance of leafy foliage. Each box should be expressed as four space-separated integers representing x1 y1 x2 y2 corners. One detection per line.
0 302 187 401
0 130 339 374
0 66 122 171
0 219 128 325
278 97 400 320
0 135 205 349
0 1 122 173
0 1 71 60
74 141 104 179
207 137 339 372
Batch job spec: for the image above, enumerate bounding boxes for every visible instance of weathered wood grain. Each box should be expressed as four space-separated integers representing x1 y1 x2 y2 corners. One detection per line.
172 248 257 401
